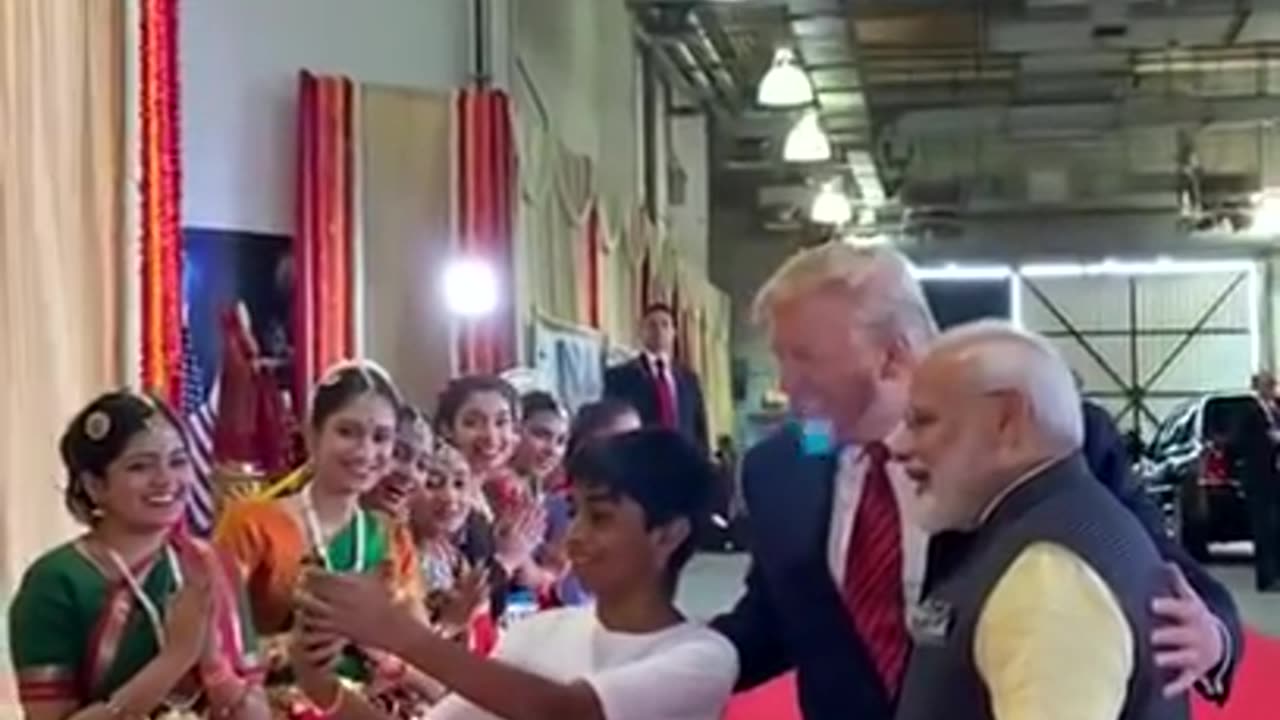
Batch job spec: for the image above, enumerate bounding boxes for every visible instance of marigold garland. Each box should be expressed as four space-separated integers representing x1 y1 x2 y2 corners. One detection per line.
139 0 183 405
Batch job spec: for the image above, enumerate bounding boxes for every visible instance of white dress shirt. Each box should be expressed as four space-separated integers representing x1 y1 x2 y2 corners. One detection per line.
827 445 929 610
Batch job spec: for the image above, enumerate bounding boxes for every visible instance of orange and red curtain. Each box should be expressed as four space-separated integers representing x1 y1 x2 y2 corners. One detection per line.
139 0 183 405
294 70 355 402
455 88 516 374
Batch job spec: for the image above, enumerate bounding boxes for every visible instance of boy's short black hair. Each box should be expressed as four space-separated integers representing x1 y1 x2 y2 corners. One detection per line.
566 428 713 588
565 398 636 458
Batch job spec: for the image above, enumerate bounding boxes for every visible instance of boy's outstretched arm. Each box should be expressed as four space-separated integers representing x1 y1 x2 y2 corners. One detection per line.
297 572 735 720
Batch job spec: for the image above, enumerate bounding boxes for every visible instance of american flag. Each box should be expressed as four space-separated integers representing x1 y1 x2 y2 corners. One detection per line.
181 325 219 534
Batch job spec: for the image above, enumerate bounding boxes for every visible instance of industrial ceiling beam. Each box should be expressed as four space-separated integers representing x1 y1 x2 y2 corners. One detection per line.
890 94 1280 138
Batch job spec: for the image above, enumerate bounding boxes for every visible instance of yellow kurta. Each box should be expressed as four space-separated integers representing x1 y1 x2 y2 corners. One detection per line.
973 542 1133 720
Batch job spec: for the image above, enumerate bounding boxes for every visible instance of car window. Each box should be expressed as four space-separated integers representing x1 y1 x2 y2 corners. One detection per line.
1152 404 1194 450
1169 413 1195 446
1202 396 1265 441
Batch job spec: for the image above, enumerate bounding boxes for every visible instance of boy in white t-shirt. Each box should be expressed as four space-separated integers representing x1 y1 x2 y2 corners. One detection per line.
294 427 740 720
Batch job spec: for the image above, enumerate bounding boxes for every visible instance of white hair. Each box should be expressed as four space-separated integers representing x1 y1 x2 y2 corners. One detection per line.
752 243 939 354
929 320 1084 451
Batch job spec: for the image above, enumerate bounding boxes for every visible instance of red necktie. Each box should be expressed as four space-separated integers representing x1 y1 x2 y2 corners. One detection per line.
652 358 677 428
842 441 909 697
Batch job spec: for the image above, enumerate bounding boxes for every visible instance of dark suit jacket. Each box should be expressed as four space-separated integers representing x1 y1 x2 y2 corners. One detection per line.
1081 400 1243 698
603 356 708 454
713 414 1242 720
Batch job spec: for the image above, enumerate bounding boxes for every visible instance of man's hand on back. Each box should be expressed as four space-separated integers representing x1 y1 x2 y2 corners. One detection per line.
1151 563 1228 697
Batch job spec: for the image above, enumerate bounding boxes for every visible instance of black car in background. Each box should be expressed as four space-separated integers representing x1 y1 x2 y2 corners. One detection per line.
1136 392 1275 560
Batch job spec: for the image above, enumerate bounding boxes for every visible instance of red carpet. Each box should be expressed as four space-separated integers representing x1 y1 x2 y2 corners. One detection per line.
726 631 1279 720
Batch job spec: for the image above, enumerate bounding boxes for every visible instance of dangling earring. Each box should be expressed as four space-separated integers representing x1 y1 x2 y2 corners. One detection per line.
90 506 105 519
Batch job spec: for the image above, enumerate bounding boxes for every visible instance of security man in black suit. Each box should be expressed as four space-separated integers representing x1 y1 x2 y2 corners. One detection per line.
603 303 709 455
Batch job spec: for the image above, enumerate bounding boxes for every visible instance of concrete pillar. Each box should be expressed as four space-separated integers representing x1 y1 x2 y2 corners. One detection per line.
1264 256 1280 372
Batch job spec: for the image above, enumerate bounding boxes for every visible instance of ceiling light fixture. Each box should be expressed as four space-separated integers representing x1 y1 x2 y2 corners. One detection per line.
757 48 813 108
784 111 831 163
810 181 851 226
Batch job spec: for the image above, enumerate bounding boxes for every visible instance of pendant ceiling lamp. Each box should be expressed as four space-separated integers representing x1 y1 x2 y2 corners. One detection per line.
757 48 814 108
811 181 852 226
784 110 831 163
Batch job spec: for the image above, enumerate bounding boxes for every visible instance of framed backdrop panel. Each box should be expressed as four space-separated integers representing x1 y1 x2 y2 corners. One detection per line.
183 228 294 393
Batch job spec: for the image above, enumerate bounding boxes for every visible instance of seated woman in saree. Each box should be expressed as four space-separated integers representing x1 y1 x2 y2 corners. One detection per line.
212 362 431 717
7 391 269 720
408 441 495 646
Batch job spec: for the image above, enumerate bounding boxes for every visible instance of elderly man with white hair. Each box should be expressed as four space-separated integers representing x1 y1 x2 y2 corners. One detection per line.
710 244 1240 720
890 321 1187 720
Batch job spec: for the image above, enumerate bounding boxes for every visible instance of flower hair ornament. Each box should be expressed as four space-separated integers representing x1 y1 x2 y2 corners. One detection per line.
84 411 112 442
312 358 402 406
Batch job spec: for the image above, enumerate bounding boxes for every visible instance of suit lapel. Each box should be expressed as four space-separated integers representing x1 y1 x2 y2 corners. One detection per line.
629 358 659 414
773 429 839 570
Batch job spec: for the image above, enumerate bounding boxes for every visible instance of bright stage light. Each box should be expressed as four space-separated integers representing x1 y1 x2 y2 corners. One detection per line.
443 257 498 317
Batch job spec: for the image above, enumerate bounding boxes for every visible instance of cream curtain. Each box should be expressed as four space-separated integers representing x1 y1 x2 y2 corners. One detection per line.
599 208 649 350
0 0 123 701
516 117 595 326
359 85 455 408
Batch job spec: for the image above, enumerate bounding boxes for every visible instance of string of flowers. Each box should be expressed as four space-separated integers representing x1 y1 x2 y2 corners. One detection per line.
140 0 184 405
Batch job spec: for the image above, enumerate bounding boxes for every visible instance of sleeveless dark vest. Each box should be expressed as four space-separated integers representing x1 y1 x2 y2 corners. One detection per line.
895 454 1189 720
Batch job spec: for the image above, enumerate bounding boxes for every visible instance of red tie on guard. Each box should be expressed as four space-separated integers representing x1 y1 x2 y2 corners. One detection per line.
652 357 678 429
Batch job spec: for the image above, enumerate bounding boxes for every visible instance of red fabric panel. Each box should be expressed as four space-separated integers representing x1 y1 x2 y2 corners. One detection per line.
455 89 517 374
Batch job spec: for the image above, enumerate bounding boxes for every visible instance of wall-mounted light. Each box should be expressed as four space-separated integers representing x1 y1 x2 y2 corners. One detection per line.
757 48 813 108
1019 258 1254 277
783 110 830 163
810 181 851 225
442 257 498 317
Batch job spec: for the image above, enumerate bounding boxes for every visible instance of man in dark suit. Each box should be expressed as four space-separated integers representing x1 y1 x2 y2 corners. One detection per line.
711 244 1242 720
603 303 709 454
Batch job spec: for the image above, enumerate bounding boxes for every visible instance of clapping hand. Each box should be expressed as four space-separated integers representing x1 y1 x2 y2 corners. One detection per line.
164 548 214 667
437 561 490 631
494 501 546 570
